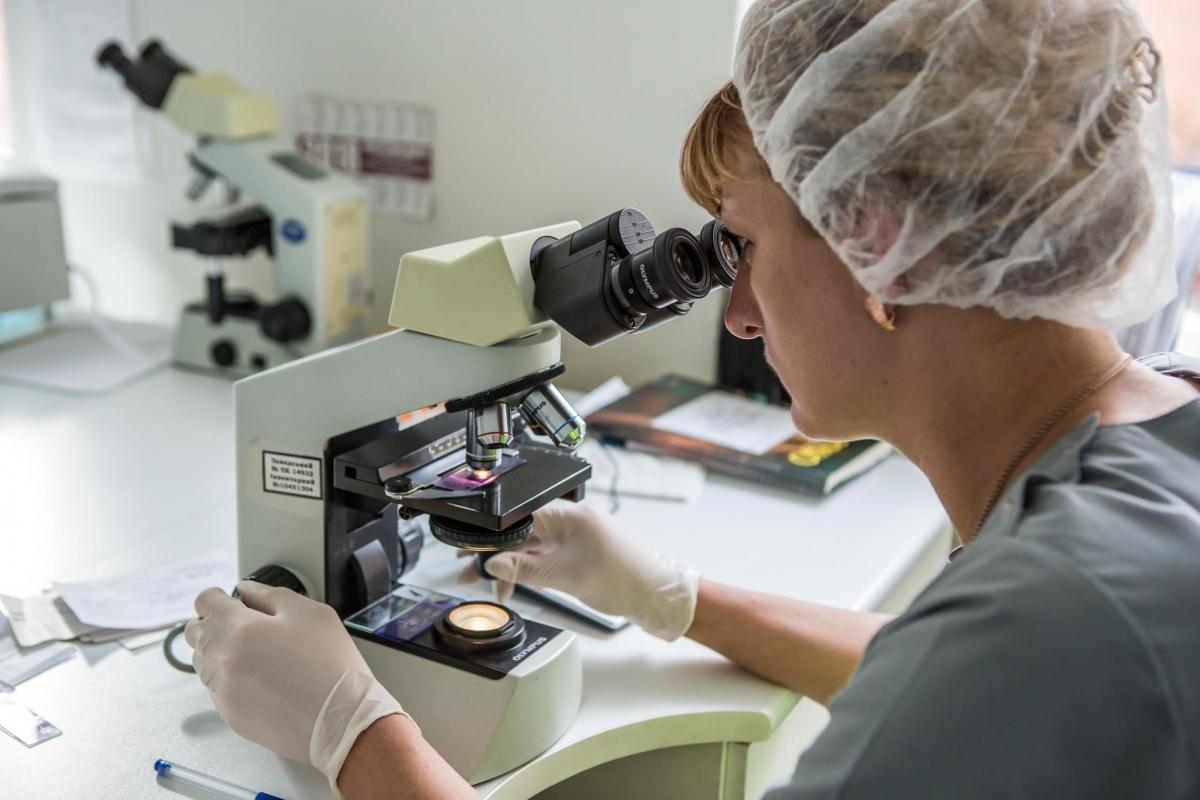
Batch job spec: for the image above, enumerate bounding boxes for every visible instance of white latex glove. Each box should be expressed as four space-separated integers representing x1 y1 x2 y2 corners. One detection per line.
459 502 700 641
184 581 417 797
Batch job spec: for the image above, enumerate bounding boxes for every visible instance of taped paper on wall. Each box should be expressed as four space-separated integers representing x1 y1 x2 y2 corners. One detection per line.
296 94 435 219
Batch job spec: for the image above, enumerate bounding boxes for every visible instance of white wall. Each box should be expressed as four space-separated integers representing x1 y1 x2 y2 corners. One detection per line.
7 0 739 390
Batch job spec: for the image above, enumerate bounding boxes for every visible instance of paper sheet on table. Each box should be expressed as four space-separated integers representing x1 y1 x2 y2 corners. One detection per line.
576 376 632 418
0 594 96 648
578 440 705 503
78 627 143 644
117 627 172 651
651 391 797 455
0 318 170 396
0 635 75 687
53 552 236 631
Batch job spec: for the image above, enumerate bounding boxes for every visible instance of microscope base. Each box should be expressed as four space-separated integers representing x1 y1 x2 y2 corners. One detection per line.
356 627 582 784
173 305 298 377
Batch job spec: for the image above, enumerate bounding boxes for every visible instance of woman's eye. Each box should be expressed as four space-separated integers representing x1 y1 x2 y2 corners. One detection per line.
735 237 753 266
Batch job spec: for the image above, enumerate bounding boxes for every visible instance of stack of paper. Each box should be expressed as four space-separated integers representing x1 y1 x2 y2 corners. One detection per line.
0 552 236 651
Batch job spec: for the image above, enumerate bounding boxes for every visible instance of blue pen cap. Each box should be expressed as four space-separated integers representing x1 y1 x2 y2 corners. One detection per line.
153 759 171 774
255 794 286 800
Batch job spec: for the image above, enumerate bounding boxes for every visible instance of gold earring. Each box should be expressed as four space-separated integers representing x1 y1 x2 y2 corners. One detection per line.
864 295 896 332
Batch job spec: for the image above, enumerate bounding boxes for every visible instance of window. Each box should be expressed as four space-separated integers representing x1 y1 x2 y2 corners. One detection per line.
0 0 11 158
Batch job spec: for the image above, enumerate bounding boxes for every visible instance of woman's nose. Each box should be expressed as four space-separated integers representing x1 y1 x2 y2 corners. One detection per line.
724 268 763 340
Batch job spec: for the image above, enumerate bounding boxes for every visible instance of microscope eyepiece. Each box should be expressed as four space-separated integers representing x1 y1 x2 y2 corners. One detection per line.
95 38 191 110
96 42 135 75
699 219 741 289
138 39 191 75
530 208 737 347
611 228 709 316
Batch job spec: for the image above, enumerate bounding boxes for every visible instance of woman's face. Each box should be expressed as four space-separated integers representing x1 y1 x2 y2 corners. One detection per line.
719 157 889 441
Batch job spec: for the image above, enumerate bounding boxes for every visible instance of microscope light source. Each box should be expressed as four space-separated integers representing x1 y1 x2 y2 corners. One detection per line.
449 603 511 634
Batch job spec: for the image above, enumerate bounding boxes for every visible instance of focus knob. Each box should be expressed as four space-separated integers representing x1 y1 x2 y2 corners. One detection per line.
235 564 307 597
210 339 236 367
259 297 311 343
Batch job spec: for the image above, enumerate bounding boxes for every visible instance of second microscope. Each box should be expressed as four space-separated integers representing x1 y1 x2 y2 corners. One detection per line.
97 39 370 376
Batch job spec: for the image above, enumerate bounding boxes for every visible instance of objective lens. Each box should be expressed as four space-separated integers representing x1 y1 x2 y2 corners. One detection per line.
519 383 585 450
612 228 710 315
699 219 739 288
448 602 511 633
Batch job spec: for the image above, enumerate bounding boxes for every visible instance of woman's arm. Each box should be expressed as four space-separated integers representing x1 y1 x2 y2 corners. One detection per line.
686 579 893 705
338 714 479 800
467 505 893 706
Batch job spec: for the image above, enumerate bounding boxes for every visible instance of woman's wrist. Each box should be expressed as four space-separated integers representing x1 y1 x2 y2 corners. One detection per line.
336 712 422 797
336 712 477 800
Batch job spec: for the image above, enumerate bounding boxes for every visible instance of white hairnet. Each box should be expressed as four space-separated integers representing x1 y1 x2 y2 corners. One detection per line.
733 0 1176 329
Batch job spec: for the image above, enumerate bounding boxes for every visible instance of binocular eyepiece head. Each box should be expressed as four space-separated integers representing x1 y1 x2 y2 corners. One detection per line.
96 39 192 110
531 208 742 347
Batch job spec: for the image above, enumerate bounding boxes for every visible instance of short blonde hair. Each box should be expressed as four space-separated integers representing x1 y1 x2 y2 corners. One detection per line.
679 82 765 218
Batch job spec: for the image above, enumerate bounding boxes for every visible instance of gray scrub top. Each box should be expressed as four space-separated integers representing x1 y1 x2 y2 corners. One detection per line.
767 353 1200 799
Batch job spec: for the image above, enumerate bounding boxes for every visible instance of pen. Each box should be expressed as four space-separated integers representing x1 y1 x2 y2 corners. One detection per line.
153 758 286 800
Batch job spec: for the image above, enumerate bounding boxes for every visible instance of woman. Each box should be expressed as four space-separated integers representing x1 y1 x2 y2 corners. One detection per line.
187 0 1200 797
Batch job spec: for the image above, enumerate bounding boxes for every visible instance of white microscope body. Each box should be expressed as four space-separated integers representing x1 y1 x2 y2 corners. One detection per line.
231 204 737 781
235 221 585 782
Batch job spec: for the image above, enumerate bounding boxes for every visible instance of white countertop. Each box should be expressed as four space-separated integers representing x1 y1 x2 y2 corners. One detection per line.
0 368 947 799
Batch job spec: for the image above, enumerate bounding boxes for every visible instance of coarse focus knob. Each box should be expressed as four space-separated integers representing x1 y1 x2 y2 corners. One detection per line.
236 564 307 597
210 339 237 367
260 297 311 343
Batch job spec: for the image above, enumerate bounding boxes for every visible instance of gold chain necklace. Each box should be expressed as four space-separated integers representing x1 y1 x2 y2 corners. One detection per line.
971 353 1134 536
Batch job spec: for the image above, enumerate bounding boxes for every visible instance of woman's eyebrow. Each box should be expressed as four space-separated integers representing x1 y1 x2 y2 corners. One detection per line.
717 202 741 227
719 209 746 236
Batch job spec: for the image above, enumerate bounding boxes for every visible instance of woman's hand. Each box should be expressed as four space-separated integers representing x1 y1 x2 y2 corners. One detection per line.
184 581 414 795
458 502 700 641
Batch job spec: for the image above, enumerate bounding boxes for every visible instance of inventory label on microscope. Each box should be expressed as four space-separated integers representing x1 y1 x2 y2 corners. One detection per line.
262 451 323 499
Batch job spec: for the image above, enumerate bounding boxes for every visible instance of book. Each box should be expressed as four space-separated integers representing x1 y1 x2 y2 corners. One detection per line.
586 374 893 496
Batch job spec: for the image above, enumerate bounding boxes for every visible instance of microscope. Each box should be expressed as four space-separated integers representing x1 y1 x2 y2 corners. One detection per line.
229 209 740 781
96 40 369 377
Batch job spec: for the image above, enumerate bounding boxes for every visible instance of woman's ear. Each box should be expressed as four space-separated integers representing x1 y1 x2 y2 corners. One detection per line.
862 206 908 287
858 206 904 330
864 295 897 331
866 206 902 262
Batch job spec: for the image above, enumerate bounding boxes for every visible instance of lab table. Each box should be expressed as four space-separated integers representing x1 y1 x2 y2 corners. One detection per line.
0 368 950 799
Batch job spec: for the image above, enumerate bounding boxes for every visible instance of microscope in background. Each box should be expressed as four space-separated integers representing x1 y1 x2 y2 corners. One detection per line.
231 209 740 781
96 40 369 376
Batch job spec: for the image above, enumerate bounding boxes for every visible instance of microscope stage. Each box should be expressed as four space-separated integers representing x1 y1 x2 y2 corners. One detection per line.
401 443 591 530
332 412 591 532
